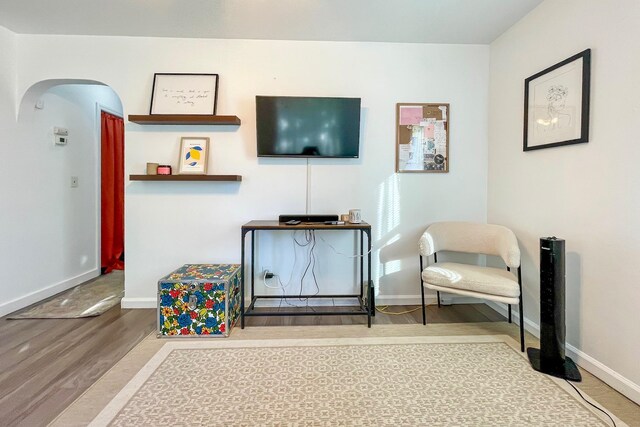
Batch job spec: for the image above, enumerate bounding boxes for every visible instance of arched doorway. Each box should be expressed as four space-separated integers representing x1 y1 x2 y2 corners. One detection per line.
9 79 125 316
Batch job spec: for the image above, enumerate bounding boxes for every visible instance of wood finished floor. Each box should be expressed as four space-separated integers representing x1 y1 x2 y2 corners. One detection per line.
2 303 639 426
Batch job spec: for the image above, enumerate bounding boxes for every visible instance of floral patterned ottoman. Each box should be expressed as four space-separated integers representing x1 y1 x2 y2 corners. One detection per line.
158 264 241 337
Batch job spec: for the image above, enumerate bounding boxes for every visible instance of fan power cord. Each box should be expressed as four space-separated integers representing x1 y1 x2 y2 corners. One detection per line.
375 305 422 315
565 379 617 427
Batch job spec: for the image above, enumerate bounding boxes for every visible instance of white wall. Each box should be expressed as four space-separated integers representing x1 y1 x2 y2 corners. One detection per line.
0 26 15 119
12 36 489 308
489 0 640 402
0 51 123 315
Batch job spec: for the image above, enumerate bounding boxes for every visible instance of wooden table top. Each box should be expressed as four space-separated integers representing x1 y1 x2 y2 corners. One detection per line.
242 220 371 230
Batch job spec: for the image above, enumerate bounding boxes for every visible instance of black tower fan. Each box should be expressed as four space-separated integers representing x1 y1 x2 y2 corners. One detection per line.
527 236 581 381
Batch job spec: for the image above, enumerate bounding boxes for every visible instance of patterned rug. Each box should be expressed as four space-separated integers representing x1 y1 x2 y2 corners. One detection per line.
88 336 621 426
8 271 124 319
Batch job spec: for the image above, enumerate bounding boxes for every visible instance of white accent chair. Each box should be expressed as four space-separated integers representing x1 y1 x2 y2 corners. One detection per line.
418 222 525 351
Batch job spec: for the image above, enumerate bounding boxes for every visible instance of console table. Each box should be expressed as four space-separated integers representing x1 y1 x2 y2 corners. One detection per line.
240 220 374 327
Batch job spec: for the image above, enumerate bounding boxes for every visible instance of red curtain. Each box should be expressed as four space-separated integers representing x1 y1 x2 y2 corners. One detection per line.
101 111 125 273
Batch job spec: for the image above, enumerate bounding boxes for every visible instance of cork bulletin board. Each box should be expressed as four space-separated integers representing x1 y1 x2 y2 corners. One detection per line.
396 103 449 173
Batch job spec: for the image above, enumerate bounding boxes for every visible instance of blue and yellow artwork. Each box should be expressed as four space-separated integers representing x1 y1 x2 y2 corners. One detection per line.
179 137 209 173
185 145 202 167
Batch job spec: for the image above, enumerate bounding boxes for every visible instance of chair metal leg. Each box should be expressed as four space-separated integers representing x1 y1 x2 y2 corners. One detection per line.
518 266 525 352
420 255 427 325
506 266 512 322
420 256 426 325
437 291 441 308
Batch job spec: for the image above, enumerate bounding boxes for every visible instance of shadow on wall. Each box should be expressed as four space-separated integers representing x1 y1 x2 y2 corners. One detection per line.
375 174 402 297
374 173 489 299
565 251 582 349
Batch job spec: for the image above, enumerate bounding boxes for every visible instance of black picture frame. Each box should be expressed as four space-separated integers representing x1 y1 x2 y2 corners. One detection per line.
523 49 591 151
149 73 219 115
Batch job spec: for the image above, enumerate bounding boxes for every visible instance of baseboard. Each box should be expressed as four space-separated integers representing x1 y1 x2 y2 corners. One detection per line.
484 300 540 333
121 297 156 309
485 300 640 405
375 294 436 306
0 269 100 317
375 294 482 306
252 294 483 307
254 297 361 308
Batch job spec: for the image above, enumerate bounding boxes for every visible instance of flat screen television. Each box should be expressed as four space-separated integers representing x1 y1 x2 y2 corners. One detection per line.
256 96 361 158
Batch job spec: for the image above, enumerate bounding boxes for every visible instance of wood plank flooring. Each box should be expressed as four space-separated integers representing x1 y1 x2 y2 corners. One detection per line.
0 307 156 427
1 303 639 426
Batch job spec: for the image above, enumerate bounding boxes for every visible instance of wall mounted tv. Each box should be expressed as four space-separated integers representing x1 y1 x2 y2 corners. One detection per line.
256 96 361 158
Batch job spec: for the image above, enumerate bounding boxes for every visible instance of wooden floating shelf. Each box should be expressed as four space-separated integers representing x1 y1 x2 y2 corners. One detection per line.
130 175 242 182
128 114 241 125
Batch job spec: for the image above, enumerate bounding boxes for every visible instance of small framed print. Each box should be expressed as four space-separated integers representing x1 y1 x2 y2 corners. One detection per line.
178 137 209 174
524 49 591 151
150 73 219 115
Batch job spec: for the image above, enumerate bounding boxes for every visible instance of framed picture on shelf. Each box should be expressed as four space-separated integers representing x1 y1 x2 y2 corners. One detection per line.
524 49 591 151
396 103 449 173
178 137 209 174
150 73 219 115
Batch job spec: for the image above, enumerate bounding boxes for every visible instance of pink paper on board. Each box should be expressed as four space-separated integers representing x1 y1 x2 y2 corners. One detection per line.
424 123 435 139
399 106 423 125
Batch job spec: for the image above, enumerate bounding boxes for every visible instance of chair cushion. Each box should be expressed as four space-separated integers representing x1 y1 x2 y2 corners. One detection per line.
422 262 520 298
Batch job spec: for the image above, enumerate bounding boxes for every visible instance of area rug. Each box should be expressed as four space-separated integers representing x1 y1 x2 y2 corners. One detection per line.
87 335 622 426
8 271 124 319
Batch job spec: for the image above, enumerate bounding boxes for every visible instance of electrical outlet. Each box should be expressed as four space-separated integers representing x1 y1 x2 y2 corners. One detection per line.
71 176 79 188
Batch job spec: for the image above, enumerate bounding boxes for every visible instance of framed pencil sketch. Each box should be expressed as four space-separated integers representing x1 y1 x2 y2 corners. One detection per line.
524 49 591 151
150 73 219 115
396 103 449 173
178 137 209 174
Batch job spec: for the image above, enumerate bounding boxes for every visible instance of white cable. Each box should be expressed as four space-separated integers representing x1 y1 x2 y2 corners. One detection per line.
318 234 374 258
264 272 307 308
262 270 282 289
305 158 310 214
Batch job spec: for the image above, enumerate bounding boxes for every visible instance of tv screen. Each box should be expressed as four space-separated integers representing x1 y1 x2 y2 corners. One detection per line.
256 96 361 158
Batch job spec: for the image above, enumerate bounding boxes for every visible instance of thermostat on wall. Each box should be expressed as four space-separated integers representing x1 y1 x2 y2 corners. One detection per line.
54 127 69 145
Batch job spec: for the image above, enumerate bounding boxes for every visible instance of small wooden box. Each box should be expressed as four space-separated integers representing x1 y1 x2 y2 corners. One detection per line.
157 264 241 337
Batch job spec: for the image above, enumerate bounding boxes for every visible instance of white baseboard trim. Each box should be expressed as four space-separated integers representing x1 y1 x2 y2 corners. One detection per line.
484 300 540 332
125 294 483 310
485 301 640 405
375 294 483 306
251 294 484 308
121 297 156 309
254 297 360 308
0 269 100 318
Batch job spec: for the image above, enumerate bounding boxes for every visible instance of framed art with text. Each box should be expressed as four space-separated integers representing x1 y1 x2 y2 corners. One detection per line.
396 103 449 173
150 73 219 115
524 49 591 151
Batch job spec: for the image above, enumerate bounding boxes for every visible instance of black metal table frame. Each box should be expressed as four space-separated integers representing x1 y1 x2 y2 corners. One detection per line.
240 222 374 328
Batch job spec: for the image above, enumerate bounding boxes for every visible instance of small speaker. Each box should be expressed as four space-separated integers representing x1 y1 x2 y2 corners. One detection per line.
527 236 581 381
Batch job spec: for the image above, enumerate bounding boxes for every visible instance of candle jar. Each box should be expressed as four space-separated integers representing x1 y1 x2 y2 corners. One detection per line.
146 162 159 175
157 165 172 175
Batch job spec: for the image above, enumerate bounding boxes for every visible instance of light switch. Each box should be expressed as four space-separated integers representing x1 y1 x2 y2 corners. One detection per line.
71 176 79 188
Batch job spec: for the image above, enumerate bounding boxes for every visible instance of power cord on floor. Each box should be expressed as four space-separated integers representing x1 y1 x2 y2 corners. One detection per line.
375 305 422 315
565 379 617 427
